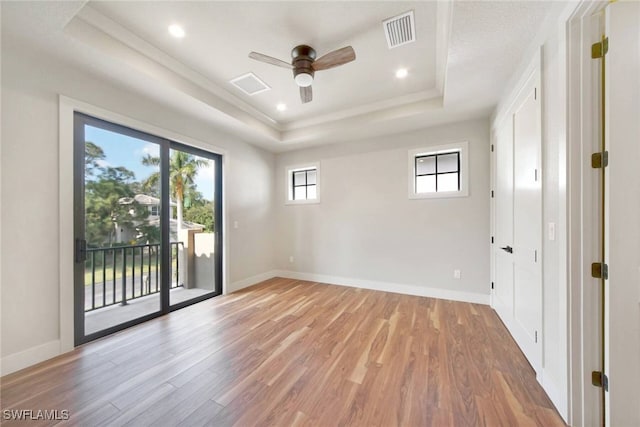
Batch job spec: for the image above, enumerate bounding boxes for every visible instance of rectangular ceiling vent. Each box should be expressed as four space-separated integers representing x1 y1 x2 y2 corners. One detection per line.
230 72 271 96
383 10 415 49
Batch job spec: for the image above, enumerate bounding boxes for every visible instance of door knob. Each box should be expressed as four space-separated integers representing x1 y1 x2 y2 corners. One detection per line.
500 245 513 254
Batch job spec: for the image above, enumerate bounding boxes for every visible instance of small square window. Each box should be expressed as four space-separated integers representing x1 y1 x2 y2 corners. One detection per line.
414 152 460 193
286 163 320 204
409 141 469 199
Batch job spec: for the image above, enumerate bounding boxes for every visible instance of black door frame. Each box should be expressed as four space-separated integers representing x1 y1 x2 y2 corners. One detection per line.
73 112 223 345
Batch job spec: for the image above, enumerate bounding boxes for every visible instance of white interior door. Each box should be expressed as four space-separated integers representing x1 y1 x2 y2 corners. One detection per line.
492 71 542 374
512 85 542 371
604 2 640 425
493 119 514 322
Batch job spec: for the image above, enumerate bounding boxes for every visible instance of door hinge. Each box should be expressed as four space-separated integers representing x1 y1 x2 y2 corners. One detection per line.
491 144 494 152
491 281 494 290
591 151 609 168
592 371 609 391
534 250 538 263
491 190 494 198
591 38 609 59
534 169 538 181
591 262 609 280
534 87 537 100
491 236 494 244
535 330 538 343
75 238 87 263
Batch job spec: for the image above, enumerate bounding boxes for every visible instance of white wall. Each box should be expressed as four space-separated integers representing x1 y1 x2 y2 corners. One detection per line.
274 119 490 303
0 39 276 369
491 1 576 421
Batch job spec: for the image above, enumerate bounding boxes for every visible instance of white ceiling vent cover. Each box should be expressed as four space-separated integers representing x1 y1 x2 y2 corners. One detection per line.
230 72 271 96
383 10 415 49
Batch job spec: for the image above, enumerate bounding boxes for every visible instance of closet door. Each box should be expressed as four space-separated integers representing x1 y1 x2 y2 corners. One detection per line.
512 84 542 372
493 119 515 324
492 71 542 374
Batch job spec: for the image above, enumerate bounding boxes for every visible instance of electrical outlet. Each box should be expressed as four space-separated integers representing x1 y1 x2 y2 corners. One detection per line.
289 256 294 263
454 269 461 279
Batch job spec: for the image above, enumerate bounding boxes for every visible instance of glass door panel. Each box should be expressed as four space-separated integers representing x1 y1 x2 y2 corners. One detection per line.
168 146 221 307
75 114 163 342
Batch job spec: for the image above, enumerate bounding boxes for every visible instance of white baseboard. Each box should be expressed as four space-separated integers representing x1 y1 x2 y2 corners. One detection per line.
1 340 61 376
541 369 568 423
274 270 490 305
227 270 279 293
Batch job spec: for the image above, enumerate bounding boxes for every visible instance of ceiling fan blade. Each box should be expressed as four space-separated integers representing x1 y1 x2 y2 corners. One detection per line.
300 85 312 103
312 46 356 71
248 52 292 69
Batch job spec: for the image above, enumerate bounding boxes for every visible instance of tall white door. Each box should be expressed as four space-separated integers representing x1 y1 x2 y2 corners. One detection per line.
493 119 514 323
604 1 640 425
512 86 542 371
492 72 542 374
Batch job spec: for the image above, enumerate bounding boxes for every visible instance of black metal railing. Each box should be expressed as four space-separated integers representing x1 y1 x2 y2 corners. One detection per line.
84 242 183 312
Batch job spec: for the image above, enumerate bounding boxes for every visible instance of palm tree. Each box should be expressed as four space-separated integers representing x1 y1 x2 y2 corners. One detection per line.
142 151 209 230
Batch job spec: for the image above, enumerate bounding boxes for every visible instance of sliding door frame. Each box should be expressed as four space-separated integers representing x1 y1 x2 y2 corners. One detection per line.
72 112 223 345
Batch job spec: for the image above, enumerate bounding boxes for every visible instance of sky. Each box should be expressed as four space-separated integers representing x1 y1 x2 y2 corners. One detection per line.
85 125 214 201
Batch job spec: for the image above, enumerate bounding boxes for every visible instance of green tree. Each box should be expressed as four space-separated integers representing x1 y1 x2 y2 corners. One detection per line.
85 141 105 179
85 166 140 246
84 141 152 246
142 151 208 230
183 202 214 232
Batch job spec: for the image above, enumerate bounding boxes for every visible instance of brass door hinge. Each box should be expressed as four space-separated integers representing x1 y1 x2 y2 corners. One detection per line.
591 262 609 280
592 371 609 391
592 151 609 168
591 38 609 59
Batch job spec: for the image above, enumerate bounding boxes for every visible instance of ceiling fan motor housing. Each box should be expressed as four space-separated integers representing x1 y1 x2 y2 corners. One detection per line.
292 45 316 83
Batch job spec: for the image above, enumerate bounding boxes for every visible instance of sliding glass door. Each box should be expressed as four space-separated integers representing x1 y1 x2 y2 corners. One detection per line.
74 113 222 345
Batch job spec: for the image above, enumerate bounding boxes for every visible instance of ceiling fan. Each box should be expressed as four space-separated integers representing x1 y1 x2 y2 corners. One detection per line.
249 45 356 104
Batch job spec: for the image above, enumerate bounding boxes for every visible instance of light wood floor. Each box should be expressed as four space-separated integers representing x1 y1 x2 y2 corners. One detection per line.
1 278 565 426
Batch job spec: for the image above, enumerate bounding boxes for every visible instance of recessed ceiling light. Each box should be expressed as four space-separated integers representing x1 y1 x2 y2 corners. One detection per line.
168 24 185 39
276 103 287 112
396 68 408 79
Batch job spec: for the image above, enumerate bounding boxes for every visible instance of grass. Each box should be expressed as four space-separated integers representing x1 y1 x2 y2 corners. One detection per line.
83 252 177 284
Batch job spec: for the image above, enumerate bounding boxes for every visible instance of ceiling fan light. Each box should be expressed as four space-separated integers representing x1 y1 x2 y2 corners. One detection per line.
295 73 313 87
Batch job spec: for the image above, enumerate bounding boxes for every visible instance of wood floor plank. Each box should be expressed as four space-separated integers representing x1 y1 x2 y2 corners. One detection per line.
0 278 566 427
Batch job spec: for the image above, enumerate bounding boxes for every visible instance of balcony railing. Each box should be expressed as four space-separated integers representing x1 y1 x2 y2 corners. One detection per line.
84 242 183 312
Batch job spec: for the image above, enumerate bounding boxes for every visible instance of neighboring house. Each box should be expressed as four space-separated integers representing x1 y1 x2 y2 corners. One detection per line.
117 194 203 242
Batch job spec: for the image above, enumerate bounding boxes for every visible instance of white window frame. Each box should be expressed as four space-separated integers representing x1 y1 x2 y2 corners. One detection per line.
408 141 469 199
285 162 320 205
